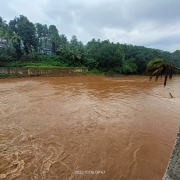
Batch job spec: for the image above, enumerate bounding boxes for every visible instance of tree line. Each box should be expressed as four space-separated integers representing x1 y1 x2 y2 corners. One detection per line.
0 15 180 74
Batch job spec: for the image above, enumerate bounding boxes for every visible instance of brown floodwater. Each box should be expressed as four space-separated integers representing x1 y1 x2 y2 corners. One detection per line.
0 75 180 180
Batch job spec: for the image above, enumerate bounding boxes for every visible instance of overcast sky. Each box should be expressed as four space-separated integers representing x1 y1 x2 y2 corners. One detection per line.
0 0 180 52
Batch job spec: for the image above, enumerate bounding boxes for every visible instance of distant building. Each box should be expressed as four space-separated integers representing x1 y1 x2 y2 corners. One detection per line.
42 48 52 54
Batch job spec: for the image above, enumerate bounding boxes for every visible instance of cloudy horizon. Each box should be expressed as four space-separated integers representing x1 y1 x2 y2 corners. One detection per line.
1 0 180 52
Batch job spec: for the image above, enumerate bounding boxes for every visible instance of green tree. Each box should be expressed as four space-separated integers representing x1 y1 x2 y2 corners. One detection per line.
67 35 84 66
85 38 101 62
70 35 78 49
86 58 99 70
59 34 68 46
122 58 137 74
42 24 49 49
35 23 44 52
113 44 124 72
49 25 59 54
12 39 23 60
9 15 38 54
58 45 82 66
135 54 147 74
98 41 113 68
0 16 15 43
57 44 70 58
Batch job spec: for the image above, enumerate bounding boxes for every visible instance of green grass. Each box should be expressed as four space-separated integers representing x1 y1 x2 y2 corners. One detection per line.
25 65 87 69
25 65 62 68
24 61 64 68
5 60 87 69
81 68 104 75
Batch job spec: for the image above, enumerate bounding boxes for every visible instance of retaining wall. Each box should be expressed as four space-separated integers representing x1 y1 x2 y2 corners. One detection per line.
0 67 88 76
163 127 180 180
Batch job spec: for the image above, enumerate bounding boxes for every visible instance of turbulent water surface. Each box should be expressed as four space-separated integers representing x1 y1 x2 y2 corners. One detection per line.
0 75 180 180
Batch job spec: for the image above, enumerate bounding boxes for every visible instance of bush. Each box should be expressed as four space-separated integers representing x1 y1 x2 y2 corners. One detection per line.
87 58 99 70
122 58 137 74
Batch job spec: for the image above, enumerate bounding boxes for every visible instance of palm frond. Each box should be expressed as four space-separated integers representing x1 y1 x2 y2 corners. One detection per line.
146 58 174 87
147 58 164 70
164 68 169 87
147 58 163 67
150 69 159 81
155 67 163 82
147 58 180 86
169 66 172 79
160 67 166 79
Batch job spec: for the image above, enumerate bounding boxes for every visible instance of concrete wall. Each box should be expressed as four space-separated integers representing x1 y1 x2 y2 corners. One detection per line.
0 67 88 76
163 127 180 180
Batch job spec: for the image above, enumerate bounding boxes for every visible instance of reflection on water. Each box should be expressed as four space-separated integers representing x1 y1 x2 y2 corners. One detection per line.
0 76 180 180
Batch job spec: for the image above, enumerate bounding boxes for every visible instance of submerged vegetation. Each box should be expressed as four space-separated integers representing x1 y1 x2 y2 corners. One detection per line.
0 15 180 75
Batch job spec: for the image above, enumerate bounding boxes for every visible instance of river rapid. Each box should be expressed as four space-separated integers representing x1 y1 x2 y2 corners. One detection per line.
0 75 180 180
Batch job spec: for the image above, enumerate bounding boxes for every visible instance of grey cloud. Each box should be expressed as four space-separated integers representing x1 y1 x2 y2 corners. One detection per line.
0 0 180 51
144 34 180 52
123 0 180 24
0 1 18 22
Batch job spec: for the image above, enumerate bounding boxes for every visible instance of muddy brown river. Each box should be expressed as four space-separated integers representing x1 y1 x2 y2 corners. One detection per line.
0 75 180 180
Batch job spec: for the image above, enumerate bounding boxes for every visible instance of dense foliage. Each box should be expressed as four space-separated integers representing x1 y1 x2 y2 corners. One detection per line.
0 15 180 74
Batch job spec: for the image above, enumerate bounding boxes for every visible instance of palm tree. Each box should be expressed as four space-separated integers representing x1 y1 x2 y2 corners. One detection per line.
146 58 180 86
147 59 180 179
71 48 82 62
57 45 82 66
57 44 71 58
